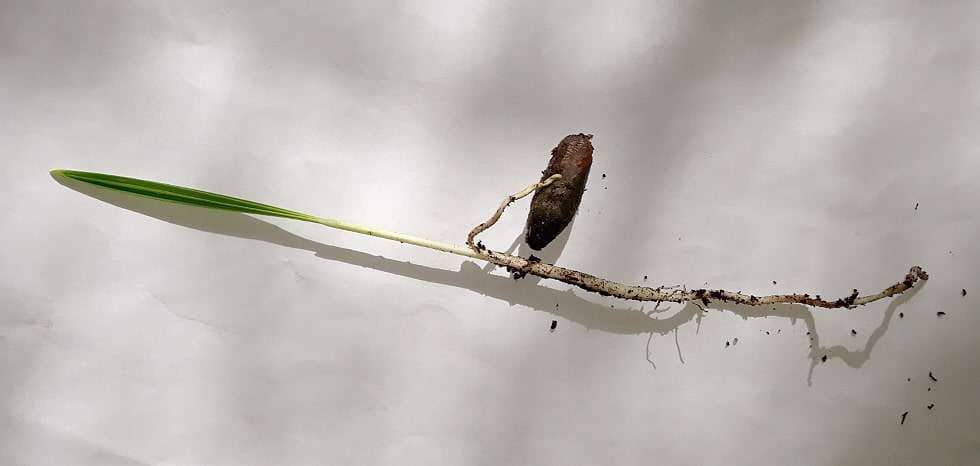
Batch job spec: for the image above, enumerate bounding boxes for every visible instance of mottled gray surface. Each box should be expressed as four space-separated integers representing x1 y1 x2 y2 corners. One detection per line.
2 1 979 465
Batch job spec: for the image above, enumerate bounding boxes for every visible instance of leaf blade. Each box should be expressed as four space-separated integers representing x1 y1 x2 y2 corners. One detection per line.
51 169 317 222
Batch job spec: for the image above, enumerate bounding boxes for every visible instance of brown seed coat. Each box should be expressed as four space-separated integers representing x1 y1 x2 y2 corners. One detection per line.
525 133 594 250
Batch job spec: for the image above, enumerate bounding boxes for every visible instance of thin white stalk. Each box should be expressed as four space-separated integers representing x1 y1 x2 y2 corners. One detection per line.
309 216 484 259
307 174 562 262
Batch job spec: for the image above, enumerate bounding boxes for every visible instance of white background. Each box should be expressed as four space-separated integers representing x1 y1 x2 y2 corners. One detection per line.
2 1 978 465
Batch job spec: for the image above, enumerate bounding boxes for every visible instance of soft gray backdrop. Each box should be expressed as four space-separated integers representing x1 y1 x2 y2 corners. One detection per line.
2 1 978 465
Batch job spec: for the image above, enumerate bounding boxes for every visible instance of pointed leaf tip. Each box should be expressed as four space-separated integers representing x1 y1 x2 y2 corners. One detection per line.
51 169 319 223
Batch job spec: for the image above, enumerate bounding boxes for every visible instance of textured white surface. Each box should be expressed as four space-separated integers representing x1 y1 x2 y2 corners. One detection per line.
2 1 979 465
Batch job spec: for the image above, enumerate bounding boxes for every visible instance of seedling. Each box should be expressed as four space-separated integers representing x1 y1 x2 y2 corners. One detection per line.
51 134 927 308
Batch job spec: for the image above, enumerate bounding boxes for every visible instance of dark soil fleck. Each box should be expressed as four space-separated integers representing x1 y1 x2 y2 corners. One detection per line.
508 265 528 280
907 378 911 382
550 320 558 332
937 311 946 317
914 202 919 210
643 275 648 280
850 329 857 335
899 312 904 318
927 404 934 410
772 280 777 285
929 371 938 382
962 289 967 297
901 411 909 425
821 355 828 363
601 173 606 179
725 341 730 347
